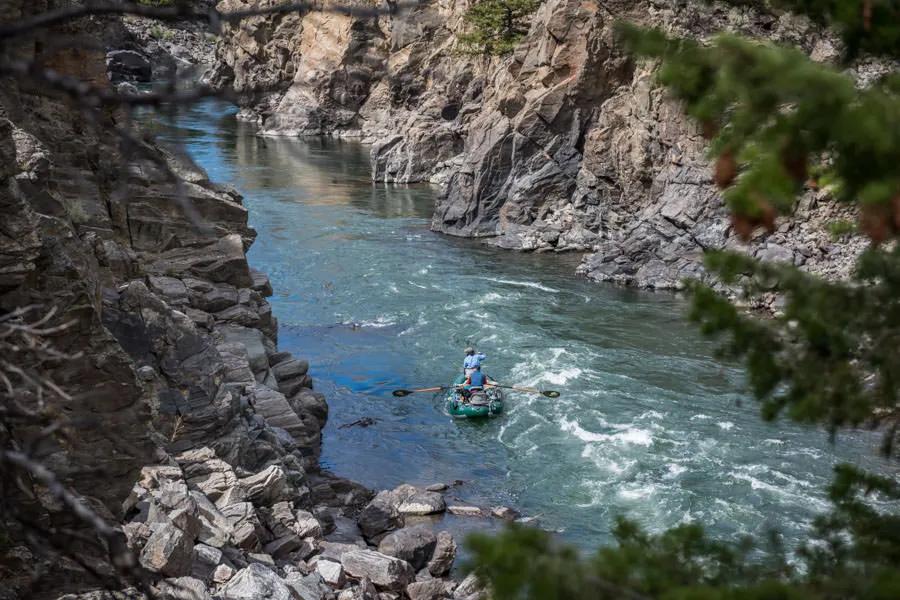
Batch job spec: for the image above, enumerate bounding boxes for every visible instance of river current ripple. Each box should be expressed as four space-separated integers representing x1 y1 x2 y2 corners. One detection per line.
155 101 890 552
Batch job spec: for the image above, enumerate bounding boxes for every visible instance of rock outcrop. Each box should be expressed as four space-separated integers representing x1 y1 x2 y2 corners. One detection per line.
0 2 486 600
0 4 481 600
213 0 869 295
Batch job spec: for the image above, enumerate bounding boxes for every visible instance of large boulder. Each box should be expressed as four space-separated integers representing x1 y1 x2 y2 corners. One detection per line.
220 564 293 600
407 579 449 600
316 559 346 587
177 448 244 508
192 543 225 581
151 234 253 287
340 549 415 591
217 325 269 374
377 526 437 571
240 464 287 505
427 531 457 577
453 573 483 599
273 358 309 381
156 576 213 600
220 502 265 550
192 491 234 548
106 49 152 82
285 571 330 600
393 484 446 516
139 523 193 577
357 491 401 540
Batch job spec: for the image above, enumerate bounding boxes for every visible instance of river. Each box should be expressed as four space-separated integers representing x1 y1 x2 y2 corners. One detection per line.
151 100 890 553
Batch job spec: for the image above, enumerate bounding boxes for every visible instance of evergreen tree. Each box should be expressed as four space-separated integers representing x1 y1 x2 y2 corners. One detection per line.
458 0 541 55
466 2 900 598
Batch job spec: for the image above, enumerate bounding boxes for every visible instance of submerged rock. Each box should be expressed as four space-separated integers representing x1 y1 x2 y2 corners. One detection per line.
490 506 520 521
446 505 482 517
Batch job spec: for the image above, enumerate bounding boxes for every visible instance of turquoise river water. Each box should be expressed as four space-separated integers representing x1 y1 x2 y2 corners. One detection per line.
152 101 892 552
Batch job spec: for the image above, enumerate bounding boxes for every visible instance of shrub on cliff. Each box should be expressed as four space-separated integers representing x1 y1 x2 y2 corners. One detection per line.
457 0 541 55
466 1 900 598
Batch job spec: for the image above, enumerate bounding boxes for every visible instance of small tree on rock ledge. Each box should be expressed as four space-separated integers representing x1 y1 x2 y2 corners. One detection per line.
457 0 541 55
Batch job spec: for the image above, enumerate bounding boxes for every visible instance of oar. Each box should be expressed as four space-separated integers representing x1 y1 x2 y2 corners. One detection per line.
392 386 447 397
487 383 561 398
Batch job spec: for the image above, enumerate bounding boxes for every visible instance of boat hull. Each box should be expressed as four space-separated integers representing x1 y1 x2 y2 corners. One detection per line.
445 375 504 418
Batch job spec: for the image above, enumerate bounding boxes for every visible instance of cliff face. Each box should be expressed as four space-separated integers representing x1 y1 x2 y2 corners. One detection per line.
3 5 482 599
0 7 353 597
214 0 866 293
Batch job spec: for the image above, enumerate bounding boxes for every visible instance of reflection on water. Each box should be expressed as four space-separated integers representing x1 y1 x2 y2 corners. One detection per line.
233 125 435 218
150 100 892 554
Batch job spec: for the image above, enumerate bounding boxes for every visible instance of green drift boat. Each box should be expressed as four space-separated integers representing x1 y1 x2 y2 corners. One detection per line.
445 374 504 418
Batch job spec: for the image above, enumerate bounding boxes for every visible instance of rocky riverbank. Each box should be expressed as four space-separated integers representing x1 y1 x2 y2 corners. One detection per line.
211 0 874 299
106 0 218 86
0 6 484 600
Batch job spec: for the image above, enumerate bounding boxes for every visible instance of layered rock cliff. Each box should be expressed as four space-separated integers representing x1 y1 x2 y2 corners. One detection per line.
0 6 472 600
213 0 869 294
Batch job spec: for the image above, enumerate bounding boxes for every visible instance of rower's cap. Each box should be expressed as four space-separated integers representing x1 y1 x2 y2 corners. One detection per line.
465 347 474 354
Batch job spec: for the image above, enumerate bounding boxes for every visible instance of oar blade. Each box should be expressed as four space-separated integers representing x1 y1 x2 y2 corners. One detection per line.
392 389 412 397
542 390 561 398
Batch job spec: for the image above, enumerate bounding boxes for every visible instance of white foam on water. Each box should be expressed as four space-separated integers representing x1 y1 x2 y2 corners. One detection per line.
717 421 735 431
560 417 608 443
477 291 513 304
542 367 582 386
664 463 687 479
480 277 560 293
581 447 635 475
787 447 825 459
729 471 830 511
397 314 428 336
690 414 712 421
638 410 665 420
560 417 654 447
763 438 786 445
442 300 471 311
341 315 397 328
408 281 428 289
618 483 657 501
612 427 654 446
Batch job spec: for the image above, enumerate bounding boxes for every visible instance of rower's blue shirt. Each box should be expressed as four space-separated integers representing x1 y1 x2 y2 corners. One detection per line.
467 370 487 388
463 353 486 370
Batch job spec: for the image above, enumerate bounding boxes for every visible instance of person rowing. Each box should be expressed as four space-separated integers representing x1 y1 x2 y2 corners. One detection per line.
466 367 488 390
463 346 486 378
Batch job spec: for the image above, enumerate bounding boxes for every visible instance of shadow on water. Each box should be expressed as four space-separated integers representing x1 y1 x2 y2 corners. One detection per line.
150 99 892 556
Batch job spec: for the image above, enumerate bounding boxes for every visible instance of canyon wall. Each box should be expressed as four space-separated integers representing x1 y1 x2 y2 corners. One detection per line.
213 0 870 295
0 5 479 600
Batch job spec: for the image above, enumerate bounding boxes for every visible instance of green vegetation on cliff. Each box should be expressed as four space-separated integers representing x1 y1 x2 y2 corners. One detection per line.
458 0 540 54
467 1 900 598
